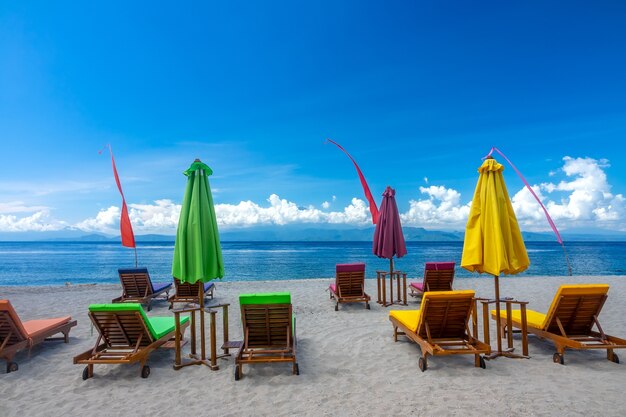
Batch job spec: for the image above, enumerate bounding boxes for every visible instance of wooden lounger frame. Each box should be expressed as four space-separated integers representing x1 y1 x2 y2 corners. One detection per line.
329 266 370 311
168 279 215 309
496 291 626 364
112 268 171 311
73 309 189 379
234 303 298 380
0 308 76 373
390 294 490 371
409 262 455 297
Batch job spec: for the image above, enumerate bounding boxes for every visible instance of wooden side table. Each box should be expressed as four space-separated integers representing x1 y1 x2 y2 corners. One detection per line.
376 270 407 307
173 303 231 370
478 298 529 358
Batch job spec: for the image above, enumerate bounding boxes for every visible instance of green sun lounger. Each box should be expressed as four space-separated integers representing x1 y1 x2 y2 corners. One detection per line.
73 303 189 379
233 292 298 380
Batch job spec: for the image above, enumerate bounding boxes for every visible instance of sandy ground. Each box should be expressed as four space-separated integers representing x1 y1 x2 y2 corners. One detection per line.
2 275 626 417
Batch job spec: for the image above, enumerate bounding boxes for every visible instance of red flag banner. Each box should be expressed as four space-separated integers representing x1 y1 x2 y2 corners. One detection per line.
326 139 379 224
100 145 136 248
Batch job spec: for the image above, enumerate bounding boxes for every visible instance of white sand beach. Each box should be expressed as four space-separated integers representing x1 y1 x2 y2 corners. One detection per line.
2 275 626 417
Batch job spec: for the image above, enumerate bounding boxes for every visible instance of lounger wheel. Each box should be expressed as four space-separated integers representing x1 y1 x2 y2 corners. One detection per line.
7 361 18 373
479 356 486 369
141 365 151 378
418 357 427 372
293 363 299 375
366 303 370 310
82 366 91 380
335 304 339 311
553 353 564 365
610 353 619 364
234 366 241 381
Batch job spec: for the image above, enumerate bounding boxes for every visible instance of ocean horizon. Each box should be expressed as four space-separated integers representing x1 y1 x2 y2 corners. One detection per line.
0 240 624 286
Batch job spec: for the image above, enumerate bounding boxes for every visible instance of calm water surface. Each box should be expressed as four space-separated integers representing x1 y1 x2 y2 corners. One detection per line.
0 241 624 286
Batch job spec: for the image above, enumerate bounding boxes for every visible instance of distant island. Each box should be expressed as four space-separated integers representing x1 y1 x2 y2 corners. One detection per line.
1 226 625 242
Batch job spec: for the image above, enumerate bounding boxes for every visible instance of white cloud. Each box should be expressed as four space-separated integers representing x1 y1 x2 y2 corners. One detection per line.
129 200 181 231
74 200 182 235
512 157 625 230
3 156 624 234
216 194 369 227
74 206 121 234
0 210 67 232
70 194 371 234
401 185 471 228
0 201 49 214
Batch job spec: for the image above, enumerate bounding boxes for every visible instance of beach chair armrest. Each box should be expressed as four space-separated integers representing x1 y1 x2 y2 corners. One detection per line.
205 303 230 310
171 304 202 314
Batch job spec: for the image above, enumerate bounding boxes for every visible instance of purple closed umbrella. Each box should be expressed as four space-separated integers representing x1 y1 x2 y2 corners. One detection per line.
373 186 407 305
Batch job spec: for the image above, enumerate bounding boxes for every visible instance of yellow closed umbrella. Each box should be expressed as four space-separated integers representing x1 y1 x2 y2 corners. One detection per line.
461 156 530 357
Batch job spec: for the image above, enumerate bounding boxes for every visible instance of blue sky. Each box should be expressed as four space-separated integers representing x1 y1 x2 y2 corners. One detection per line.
1 1 626 235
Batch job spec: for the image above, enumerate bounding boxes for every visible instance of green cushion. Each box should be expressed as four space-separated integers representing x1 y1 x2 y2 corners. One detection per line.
89 303 189 340
238 293 295 336
239 292 291 305
147 316 188 339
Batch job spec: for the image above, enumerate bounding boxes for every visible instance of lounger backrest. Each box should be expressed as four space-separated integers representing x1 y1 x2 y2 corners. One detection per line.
0 300 28 344
542 284 609 333
335 263 366 297
118 268 154 297
174 278 202 297
88 304 157 347
416 290 475 339
422 262 455 292
239 293 293 349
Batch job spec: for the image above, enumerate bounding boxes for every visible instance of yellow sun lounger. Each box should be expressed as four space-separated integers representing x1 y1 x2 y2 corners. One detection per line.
492 284 626 364
389 290 490 371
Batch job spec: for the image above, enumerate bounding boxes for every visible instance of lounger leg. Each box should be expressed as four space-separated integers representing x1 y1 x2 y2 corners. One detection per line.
393 326 398 342
6 354 18 373
335 301 339 311
553 345 565 365
63 330 70 343
607 349 619 363
418 355 428 372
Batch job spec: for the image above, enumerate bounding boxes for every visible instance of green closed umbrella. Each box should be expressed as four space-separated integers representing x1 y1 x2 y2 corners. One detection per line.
172 159 224 286
172 159 224 369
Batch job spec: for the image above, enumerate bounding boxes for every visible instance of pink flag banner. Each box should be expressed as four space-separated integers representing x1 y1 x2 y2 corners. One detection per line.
484 146 572 274
326 139 379 224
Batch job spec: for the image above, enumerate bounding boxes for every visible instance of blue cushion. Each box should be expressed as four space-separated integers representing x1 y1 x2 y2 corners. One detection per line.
152 282 172 294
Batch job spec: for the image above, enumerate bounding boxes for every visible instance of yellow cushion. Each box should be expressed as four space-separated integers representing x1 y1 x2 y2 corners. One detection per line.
389 310 421 332
422 289 475 301
491 309 546 329
390 290 475 333
492 284 609 329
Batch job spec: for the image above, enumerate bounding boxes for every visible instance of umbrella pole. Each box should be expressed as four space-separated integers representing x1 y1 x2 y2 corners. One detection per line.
494 275 503 354
199 284 206 361
389 258 394 306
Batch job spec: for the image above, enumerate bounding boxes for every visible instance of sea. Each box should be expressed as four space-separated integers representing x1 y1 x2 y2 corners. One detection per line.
0 241 624 286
